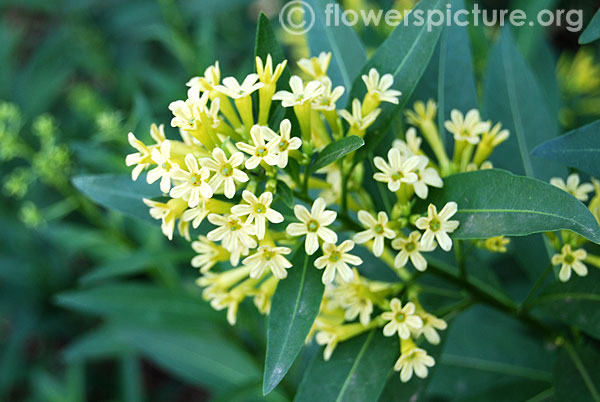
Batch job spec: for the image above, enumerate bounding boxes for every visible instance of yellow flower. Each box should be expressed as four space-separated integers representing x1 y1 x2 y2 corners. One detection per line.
315 240 363 284
552 244 588 282
412 156 443 199
286 197 338 255
373 148 420 192
231 190 284 240
236 125 280 169
392 231 435 271
243 245 292 279
182 202 209 228
256 54 287 85
415 202 460 252
191 235 228 273
444 109 490 145
382 299 423 339
550 173 594 202
202 148 248 199
263 119 302 169
186 62 221 93
168 87 208 131
147 140 180 193
353 211 396 257
170 154 213 208
393 127 422 157
207 214 257 266
361 68 401 105
214 74 263 99
484 236 510 253
143 197 187 240
297 51 331 80
405 99 437 127
312 77 345 111
414 313 447 345
394 338 435 382
273 75 324 107
126 123 165 181
339 99 380 134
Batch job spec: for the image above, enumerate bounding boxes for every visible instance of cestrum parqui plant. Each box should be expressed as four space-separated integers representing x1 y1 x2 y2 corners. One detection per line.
124 45 600 391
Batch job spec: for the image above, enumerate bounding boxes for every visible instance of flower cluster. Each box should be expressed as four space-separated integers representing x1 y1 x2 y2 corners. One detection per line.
549 173 600 281
125 51 513 383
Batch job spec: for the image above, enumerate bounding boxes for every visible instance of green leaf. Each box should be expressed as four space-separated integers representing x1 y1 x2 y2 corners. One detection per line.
425 169 600 243
311 135 364 173
555 343 600 402
349 0 445 159
79 250 188 285
295 330 397 402
580 9 600 45
55 282 220 323
263 250 324 394
428 306 554 400
530 269 600 340
276 180 294 208
532 119 600 178
72 174 161 223
483 27 564 182
411 0 478 146
305 0 366 105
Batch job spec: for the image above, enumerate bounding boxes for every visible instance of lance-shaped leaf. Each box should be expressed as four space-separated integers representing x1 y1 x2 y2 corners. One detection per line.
349 0 446 159
411 0 478 146
530 269 600 341
72 174 162 223
554 343 600 402
263 250 324 394
580 9 600 45
304 0 366 106
255 13 292 127
483 27 564 182
295 331 397 402
424 169 600 244
532 119 600 178
310 135 364 173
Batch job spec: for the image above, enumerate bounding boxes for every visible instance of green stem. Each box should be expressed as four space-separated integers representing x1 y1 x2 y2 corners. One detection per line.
520 263 554 312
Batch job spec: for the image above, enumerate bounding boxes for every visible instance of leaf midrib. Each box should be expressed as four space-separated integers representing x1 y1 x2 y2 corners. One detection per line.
502 36 534 178
391 0 444 80
457 208 593 231
266 252 310 385
335 330 375 402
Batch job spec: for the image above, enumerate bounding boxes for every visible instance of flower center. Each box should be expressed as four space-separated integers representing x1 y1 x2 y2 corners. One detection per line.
255 146 268 157
430 219 441 232
374 224 384 235
564 254 575 264
391 171 404 181
329 251 341 262
307 219 320 233
220 163 234 177
395 312 406 323
279 139 289 151
228 220 241 231
263 250 275 261
254 203 266 214
406 242 416 252
161 161 172 171
189 173 202 186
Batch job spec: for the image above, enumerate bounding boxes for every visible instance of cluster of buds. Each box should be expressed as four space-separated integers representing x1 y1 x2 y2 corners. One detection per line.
125 50 513 382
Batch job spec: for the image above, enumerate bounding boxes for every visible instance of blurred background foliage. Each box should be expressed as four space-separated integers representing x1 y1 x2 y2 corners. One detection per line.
0 0 599 400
